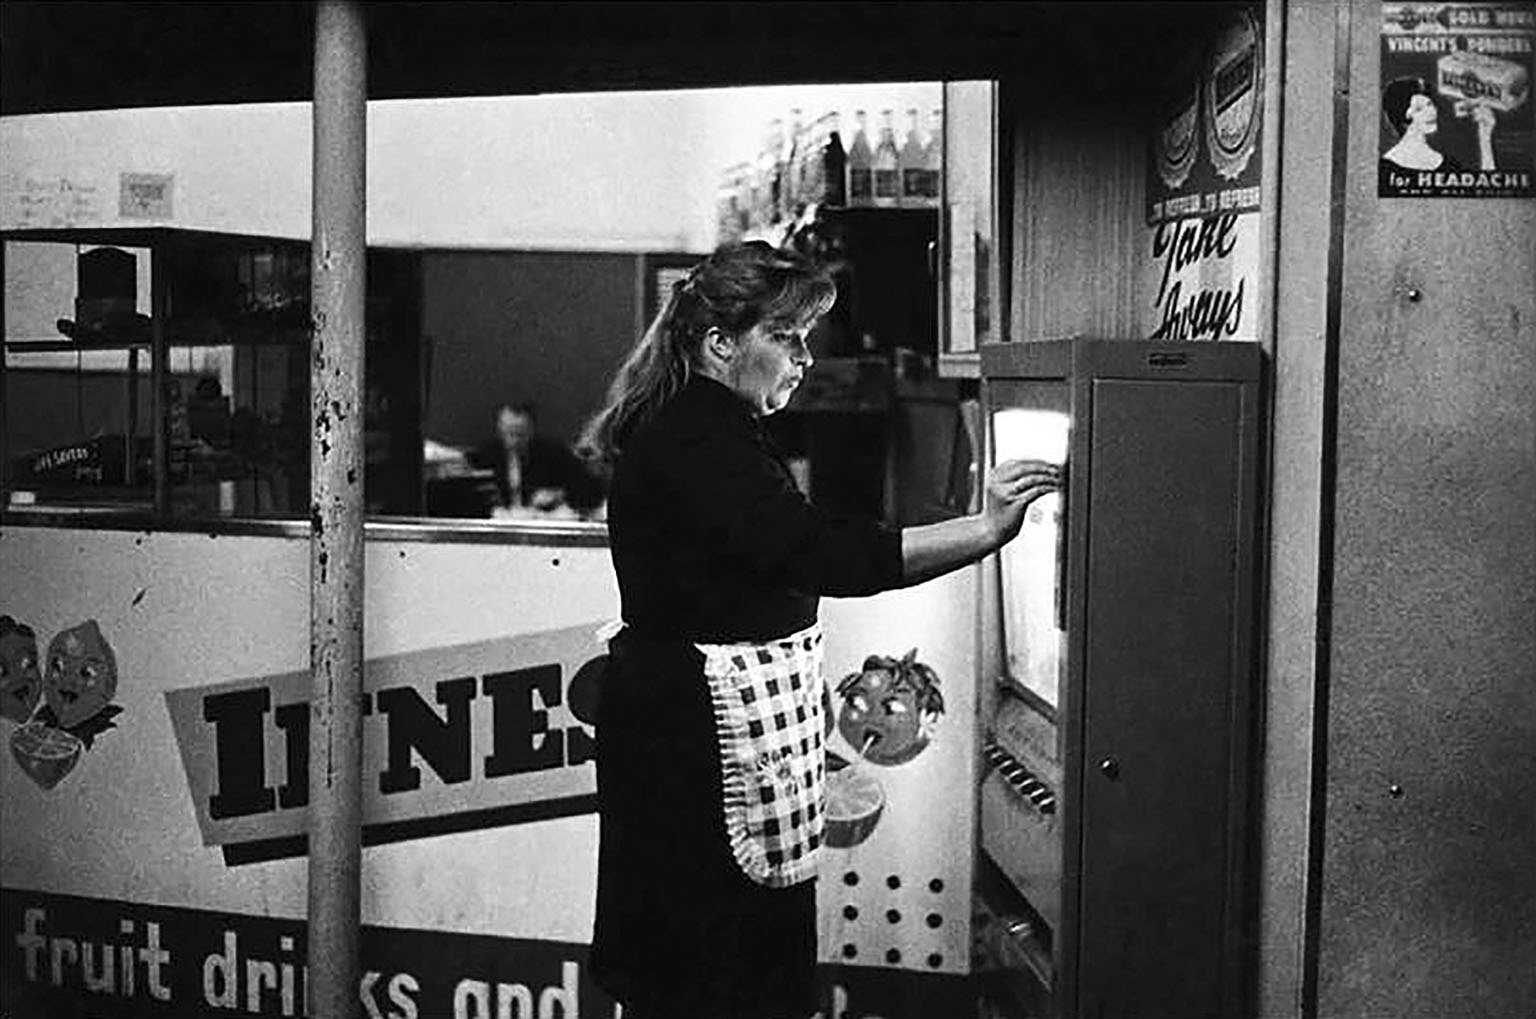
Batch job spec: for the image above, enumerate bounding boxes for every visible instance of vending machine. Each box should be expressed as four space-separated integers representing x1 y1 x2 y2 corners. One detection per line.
973 338 1263 1019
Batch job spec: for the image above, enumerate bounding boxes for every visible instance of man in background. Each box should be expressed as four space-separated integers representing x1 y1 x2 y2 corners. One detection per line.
470 401 605 518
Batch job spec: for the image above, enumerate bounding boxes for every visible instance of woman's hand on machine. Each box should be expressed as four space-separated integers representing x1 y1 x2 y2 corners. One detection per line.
984 458 1063 544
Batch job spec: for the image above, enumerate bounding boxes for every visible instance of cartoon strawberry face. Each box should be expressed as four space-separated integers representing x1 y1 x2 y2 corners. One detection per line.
835 649 945 767
0 616 43 724
43 620 118 729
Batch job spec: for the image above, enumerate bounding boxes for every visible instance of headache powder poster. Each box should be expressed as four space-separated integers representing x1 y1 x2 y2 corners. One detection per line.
1379 2 1536 197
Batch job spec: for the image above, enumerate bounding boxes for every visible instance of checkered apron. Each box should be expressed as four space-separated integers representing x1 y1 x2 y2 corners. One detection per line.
695 622 826 888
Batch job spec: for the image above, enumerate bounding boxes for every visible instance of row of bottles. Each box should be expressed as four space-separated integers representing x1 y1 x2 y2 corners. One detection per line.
717 106 942 243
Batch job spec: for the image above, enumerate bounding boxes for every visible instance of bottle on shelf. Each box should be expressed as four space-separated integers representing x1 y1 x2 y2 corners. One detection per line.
820 112 847 208
899 107 927 207
802 118 822 215
759 118 785 227
923 107 944 204
716 161 753 244
846 109 874 208
782 108 805 223
872 109 901 208
716 168 742 244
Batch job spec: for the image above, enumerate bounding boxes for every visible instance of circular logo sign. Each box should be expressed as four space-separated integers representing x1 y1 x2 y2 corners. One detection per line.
1204 9 1264 181
1155 86 1201 190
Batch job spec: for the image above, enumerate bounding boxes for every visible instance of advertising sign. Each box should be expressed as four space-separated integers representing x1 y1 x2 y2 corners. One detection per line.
1379 2 1536 197
1143 5 1265 343
2 889 974 1019
1147 5 1265 225
163 626 604 865
1 525 985 1017
1145 211 1260 342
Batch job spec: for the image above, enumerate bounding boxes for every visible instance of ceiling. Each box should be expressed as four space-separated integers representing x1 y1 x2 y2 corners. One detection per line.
2 1 1224 115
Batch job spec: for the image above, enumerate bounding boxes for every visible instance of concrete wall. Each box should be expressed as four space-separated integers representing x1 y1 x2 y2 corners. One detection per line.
1313 2 1536 1017
1261 2 1342 1013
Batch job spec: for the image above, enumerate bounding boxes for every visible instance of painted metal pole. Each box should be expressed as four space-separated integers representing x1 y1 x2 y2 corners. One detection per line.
151 248 168 514
307 2 367 1016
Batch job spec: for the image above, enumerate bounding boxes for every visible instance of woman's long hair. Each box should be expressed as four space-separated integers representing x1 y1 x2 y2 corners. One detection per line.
578 240 835 466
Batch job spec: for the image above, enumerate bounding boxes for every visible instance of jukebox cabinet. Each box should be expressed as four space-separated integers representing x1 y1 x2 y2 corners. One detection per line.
974 338 1262 1019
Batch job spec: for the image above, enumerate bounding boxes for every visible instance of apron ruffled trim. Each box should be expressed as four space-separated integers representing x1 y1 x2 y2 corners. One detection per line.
696 622 826 888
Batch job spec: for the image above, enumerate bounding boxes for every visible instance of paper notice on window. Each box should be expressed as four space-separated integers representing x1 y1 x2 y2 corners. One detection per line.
7 176 105 230
119 173 175 219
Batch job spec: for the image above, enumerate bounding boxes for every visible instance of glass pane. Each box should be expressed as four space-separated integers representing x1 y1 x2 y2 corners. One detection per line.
159 243 312 518
990 385 1070 710
7 82 985 526
4 242 155 511
166 341 309 518
941 80 998 374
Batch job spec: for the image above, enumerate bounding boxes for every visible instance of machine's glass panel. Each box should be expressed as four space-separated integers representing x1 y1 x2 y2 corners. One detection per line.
990 382 1069 710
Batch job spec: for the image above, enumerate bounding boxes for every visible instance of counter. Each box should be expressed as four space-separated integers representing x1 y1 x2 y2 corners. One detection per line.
1 514 982 1017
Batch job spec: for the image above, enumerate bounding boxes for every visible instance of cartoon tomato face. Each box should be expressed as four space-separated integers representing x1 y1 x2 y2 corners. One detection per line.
835 650 945 767
0 616 43 724
43 620 118 729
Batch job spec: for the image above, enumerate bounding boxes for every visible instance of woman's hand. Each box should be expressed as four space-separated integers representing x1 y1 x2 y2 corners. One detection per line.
897 458 1063 587
983 458 1063 547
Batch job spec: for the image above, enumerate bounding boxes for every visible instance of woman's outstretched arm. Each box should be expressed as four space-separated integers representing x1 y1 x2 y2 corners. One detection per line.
898 459 1061 588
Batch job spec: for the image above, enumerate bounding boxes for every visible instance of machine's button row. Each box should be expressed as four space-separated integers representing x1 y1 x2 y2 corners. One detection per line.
982 740 1057 815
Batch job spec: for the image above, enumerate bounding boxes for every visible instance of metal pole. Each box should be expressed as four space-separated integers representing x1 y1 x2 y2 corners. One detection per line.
0 241 7 508
307 2 367 1016
151 248 168 514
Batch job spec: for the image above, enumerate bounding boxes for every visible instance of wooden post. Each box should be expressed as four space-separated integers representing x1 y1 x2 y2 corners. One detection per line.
307 2 367 1016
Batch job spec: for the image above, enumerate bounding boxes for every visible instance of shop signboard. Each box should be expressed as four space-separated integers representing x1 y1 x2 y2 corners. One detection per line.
1 525 981 1017
1379 2 1535 198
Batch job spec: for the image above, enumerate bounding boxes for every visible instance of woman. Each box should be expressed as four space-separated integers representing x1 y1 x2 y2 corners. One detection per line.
578 241 1058 1018
1381 75 1496 174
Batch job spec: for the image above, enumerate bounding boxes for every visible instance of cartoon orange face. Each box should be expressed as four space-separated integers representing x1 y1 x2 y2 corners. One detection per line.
0 616 43 724
43 620 118 729
835 649 945 767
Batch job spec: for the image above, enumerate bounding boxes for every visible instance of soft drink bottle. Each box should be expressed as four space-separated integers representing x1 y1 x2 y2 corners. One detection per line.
821 113 847 207
872 109 900 208
923 107 944 204
899 107 926 206
846 110 874 208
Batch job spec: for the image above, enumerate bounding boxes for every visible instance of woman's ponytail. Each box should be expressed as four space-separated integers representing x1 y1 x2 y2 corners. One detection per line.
577 280 692 466
578 242 834 467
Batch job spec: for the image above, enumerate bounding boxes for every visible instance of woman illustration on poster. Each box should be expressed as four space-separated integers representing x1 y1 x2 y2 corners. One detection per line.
1381 74 1497 174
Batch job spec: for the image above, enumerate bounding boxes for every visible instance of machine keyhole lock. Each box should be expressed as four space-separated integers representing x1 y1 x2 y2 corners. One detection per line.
1098 757 1121 780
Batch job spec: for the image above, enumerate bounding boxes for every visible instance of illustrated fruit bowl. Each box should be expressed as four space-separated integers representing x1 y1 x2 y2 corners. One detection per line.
824 753 885 849
11 720 84 790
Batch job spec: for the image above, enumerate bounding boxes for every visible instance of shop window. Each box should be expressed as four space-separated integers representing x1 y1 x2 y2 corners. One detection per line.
3 233 421 519
5 81 988 529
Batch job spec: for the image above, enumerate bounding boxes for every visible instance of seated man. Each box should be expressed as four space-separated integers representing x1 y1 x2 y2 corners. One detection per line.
469 401 604 518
